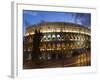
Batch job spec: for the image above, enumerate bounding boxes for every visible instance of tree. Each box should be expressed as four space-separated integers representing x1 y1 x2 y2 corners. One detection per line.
31 29 43 66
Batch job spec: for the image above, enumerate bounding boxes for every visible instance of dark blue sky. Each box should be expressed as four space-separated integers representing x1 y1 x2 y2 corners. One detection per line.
23 10 91 32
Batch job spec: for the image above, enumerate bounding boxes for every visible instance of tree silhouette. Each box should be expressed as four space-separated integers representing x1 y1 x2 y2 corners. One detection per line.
31 29 43 66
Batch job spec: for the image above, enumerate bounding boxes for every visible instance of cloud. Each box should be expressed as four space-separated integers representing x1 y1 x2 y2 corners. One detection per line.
23 10 38 16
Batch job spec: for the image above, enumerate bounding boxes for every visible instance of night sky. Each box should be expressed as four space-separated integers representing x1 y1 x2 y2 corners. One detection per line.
23 10 91 34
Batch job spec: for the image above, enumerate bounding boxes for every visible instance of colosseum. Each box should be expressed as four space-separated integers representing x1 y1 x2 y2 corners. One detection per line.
23 22 91 69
